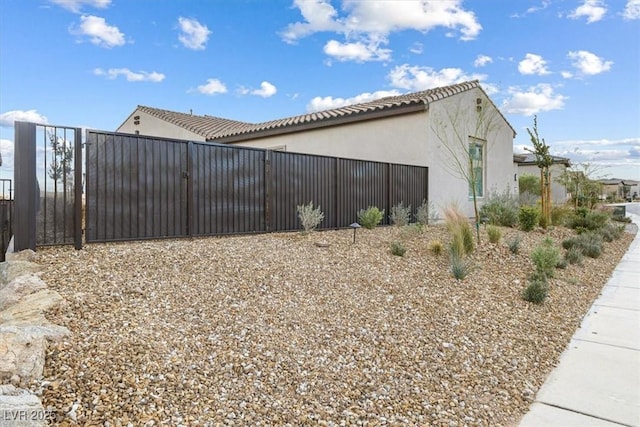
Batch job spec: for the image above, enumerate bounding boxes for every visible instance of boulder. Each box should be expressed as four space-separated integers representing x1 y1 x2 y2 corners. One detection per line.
0 290 63 326
4 249 37 263
0 261 43 287
0 275 47 311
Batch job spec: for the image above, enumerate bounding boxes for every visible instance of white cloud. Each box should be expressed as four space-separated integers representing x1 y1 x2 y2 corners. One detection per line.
70 15 125 48
280 0 342 42
195 78 227 95
518 53 550 75
250 81 277 98
50 0 110 13
307 90 401 112
551 137 640 174
511 1 551 18
474 54 493 67
281 0 481 62
567 50 612 75
409 42 423 54
388 64 485 91
0 110 49 127
623 0 640 19
569 0 607 23
323 39 391 62
502 84 567 116
93 68 165 82
178 17 211 50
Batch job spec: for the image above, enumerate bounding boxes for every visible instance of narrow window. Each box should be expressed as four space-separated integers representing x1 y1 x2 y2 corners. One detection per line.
469 138 485 198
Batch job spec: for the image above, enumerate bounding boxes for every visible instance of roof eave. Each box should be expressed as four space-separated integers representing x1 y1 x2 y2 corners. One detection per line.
210 102 427 144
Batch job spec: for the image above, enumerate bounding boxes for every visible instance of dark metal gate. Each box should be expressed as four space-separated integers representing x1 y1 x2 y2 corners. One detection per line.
13 121 83 252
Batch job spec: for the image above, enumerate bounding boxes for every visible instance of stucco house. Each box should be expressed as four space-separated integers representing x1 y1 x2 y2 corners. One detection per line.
118 80 516 218
600 179 640 201
513 153 571 204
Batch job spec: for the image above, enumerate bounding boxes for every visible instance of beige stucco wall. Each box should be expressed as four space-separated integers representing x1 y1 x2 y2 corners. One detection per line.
117 110 206 141
518 163 568 204
232 87 515 219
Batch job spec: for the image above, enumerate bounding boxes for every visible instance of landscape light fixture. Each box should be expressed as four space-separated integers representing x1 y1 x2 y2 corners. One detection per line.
350 222 361 243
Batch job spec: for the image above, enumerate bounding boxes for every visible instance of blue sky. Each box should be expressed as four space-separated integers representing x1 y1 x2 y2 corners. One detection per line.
1 0 639 185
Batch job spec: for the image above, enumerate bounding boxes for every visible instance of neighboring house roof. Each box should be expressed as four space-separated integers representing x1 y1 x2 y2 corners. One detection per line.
600 178 623 185
513 153 571 167
125 80 516 143
600 178 640 186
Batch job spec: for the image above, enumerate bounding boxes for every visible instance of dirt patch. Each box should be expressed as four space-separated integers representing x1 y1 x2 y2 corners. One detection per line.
32 224 634 426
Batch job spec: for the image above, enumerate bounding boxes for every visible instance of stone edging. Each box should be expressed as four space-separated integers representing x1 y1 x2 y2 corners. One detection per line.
0 250 71 426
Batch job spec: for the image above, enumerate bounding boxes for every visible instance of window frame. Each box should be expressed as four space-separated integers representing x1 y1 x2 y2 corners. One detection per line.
468 136 486 199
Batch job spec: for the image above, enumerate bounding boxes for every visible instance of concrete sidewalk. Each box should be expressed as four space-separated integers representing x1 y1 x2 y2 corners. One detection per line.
519 212 640 427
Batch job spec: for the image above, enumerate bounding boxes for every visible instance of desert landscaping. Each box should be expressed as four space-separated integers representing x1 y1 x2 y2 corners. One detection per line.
11 221 633 426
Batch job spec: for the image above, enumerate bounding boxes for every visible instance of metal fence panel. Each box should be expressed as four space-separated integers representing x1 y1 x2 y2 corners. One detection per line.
191 143 266 235
86 132 188 242
270 151 337 231
85 130 428 243
389 164 429 216
337 158 389 226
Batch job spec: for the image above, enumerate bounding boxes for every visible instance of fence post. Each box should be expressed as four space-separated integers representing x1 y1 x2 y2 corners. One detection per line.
264 150 271 232
74 128 83 249
186 141 194 237
14 121 37 252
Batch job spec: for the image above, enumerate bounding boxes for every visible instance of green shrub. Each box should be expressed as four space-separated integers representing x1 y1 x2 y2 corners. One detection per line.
357 206 384 229
429 240 444 255
531 238 560 278
479 190 520 227
487 225 502 243
563 232 603 259
389 202 411 227
522 276 549 304
506 235 521 254
564 246 584 265
556 258 568 269
444 205 474 257
450 253 474 281
296 201 325 233
519 206 540 232
390 241 407 257
567 209 610 232
416 199 438 225
598 223 623 242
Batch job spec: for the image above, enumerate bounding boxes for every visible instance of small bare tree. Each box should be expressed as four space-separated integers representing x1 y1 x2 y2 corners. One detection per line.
525 116 552 227
432 96 500 243
47 131 74 195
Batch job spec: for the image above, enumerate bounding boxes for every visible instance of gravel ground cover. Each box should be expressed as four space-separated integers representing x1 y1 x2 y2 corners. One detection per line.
31 224 634 426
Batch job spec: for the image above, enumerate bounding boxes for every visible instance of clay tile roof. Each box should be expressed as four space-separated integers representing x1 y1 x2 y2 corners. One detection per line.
136 106 251 139
209 80 488 141
135 80 514 142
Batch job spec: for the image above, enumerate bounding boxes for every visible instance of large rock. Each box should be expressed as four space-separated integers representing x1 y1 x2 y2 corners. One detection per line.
0 384 47 427
0 330 46 387
0 275 47 311
0 290 63 326
4 249 38 263
0 261 43 287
